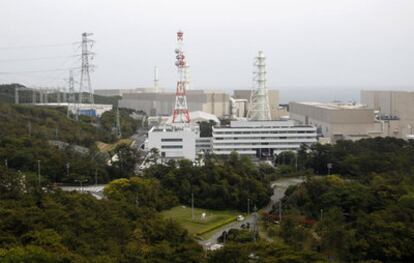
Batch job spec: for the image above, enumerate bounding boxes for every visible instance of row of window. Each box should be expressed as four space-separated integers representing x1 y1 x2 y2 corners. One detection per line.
161 145 183 149
213 130 315 135
161 138 183 142
214 147 297 152
214 137 315 140
213 142 310 146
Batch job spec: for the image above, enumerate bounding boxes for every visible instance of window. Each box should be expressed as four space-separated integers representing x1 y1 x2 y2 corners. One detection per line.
161 145 183 149
161 138 183 142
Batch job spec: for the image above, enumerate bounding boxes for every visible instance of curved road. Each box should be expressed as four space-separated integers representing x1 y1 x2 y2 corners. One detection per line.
200 176 305 248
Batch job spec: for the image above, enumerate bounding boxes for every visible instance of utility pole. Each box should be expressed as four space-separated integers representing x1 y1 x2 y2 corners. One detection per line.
278 199 282 223
247 198 250 215
66 163 70 177
14 87 19 104
74 179 87 193
116 106 122 138
28 121 32 137
191 192 194 221
295 153 298 171
37 160 41 186
94 169 98 185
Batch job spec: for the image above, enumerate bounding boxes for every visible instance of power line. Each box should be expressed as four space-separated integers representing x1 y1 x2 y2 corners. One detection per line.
0 67 79 75
0 55 79 63
0 42 79 50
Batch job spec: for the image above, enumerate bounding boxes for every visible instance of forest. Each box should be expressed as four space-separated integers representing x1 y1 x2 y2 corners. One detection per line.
1 95 414 262
266 138 414 262
143 152 274 211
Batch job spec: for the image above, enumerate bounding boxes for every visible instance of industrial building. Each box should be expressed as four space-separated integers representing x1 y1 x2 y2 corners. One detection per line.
211 51 317 157
233 89 280 120
119 89 230 118
289 101 384 143
361 90 414 139
212 120 317 156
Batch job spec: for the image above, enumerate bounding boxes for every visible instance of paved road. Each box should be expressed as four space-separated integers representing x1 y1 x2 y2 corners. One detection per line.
200 176 305 248
130 127 147 151
60 185 106 199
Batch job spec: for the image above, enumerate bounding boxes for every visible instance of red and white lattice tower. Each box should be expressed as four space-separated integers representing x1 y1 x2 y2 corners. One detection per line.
172 31 191 123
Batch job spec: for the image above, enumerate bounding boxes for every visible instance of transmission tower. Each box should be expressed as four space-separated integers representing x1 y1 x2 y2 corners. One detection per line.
172 31 191 124
79 32 95 105
247 51 272 121
67 70 76 119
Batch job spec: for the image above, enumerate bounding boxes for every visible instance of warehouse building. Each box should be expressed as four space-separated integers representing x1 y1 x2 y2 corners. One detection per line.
119 90 230 118
361 90 414 139
289 101 384 143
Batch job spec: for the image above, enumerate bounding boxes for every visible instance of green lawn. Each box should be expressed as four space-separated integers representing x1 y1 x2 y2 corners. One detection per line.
161 206 240 239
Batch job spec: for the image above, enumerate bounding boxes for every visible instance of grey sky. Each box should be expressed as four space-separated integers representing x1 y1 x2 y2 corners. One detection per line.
0 0 413 101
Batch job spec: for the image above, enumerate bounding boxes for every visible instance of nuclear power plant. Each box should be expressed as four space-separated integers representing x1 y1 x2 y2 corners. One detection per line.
10 30 412 164
143 34 317 161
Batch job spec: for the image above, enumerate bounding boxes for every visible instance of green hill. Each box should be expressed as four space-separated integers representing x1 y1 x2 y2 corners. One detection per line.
0 102 113 147
0 83 120 106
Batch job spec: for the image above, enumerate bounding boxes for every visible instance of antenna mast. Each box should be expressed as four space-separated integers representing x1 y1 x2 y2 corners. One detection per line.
172 31 191 123
247 51 271 121
79 32 95 105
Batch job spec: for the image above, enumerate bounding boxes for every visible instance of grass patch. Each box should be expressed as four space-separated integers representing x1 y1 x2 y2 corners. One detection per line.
96 139 132 152
161 206 240 239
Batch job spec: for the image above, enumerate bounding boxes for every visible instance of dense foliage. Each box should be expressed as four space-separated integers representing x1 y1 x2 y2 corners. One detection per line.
104 177 178 211
0 102 112 147
0 167 203 262
275 138 414 262
144 152 274 211
0 102 144 184
100 108 143 139
208 241 326 263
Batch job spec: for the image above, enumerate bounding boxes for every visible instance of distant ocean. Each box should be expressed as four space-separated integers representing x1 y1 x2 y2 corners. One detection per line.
196 86 414 104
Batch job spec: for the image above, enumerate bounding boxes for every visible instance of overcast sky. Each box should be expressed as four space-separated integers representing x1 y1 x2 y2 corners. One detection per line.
0 0 413 101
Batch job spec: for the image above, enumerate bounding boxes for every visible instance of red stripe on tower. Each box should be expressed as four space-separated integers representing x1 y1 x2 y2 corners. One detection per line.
172 31 191 123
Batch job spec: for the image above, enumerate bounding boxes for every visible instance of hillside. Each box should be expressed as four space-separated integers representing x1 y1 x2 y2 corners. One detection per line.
0 102 113 147
0 83 121 106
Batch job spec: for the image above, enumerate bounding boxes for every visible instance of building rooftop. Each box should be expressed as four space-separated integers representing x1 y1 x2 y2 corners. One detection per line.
294 101 367 110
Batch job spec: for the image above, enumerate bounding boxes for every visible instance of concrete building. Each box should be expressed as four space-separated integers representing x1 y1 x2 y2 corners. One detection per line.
119 90 230 118
289 102 384 143
95 87 166 97
147 124 199 161
212 120 317 157
361 90 414 139
233 89 280 120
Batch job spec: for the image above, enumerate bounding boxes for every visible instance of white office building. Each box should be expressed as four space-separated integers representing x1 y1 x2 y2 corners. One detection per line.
147 124 200 161
212 120 317 157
